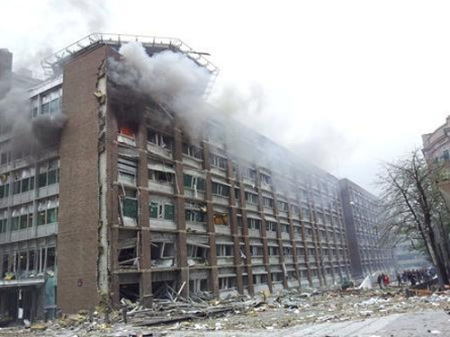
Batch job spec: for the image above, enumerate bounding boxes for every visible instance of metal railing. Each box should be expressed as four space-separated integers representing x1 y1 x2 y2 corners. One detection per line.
40 33 219 97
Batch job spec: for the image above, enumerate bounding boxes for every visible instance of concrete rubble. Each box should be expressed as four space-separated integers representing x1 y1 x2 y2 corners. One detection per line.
1 287 450 336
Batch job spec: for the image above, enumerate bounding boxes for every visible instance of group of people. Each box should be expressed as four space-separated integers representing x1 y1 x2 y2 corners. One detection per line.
376 268 435 289
396 268 435 286
376 273 390 288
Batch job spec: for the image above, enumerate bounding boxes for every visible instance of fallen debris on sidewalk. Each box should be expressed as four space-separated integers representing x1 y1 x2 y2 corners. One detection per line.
2 286 450 336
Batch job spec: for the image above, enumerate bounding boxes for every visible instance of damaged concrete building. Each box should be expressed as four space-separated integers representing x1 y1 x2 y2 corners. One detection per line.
0 34 391 320
340 178 394 279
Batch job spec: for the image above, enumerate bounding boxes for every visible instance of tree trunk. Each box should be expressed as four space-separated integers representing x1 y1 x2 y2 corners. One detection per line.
428 229 449 286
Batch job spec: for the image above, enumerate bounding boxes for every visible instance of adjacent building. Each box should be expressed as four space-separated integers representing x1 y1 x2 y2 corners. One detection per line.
339 178 394 279
0 34 388 321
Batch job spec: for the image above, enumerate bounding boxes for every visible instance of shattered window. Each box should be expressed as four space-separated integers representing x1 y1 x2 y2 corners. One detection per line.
263 197 274 207
182 143 202 159
212 182 230 197
122 197 138 219
147 129 173 150
149 200 175 220
209 155 227 169
245 192 258 204
183 174 206 191
248 218 261 230
0 211 7 233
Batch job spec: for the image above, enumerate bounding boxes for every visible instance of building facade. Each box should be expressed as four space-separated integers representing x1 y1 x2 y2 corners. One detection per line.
0 34 388 320
339 178 394 279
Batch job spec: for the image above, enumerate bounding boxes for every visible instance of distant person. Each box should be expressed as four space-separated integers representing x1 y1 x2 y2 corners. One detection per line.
377 274 383 289
397 273 402 286
384 274 390 287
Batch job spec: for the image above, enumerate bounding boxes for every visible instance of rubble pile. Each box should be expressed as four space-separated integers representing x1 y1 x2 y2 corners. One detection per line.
1 287 450 336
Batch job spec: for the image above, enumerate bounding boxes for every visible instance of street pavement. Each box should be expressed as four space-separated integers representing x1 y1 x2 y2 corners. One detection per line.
170 310 450 337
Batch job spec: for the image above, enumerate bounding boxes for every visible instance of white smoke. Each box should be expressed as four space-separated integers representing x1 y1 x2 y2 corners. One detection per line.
109 42 210 117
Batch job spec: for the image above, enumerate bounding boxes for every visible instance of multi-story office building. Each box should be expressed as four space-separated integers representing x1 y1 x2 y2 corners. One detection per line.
339 178 394 279
0 34 390 321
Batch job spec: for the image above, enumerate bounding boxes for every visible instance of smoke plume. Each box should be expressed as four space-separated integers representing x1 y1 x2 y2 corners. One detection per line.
109 42 211 137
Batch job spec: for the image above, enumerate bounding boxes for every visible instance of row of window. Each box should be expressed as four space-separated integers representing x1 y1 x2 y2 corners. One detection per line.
1 247 56 278
0 160 60 199
0 205 58 233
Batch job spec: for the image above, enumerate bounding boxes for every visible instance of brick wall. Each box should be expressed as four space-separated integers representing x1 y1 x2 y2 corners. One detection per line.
57 45 108 313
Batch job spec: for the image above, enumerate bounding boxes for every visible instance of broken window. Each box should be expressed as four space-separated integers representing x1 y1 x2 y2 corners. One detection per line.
0 173 9 199
28 250 36 273
118 246 139 269
40 88 62 115
268 246 280 256
150 241 175 267
219 276 236 290
237 215 243 228
296 247 306 256
118 125 136 146
283 247 292 256
243 167 257 180
122 197 138 219
0 210 7 233
234 188 240 201
266 221 278 232
118 157 137 185
38 159 59 188
147 129 173 150
37 198 58 226
209 154 227 169
148 161 175 185
248 217 261 230
250 245 263 257
277 200 289 211
271 272 283 282
1 254 8 277
263 197 274 207
149 200 175 220
13 169 35 195
280 223 290 233
185 202 206 223
216 244 233 257
187 242 209 265
211 182 230 197
253 273 268 284
213 212 228 225
182 143 202 160
119 189 138 227
183 174 206 191
260 173 272 185
18 251 27 275
245 192 258 205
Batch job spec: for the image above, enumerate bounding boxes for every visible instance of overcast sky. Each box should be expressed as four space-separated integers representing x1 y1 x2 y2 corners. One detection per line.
2 0 450 193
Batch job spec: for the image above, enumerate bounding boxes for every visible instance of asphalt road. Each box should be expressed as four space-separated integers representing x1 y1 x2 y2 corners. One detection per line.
169 310 450 337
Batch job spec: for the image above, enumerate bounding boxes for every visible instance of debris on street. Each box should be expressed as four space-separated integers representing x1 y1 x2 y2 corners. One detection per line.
1 286 450 336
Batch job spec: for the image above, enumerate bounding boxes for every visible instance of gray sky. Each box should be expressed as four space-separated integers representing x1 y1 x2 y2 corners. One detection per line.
2 0 450 193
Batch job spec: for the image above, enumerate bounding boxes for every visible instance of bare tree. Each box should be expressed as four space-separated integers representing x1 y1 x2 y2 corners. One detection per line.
378 150 450 287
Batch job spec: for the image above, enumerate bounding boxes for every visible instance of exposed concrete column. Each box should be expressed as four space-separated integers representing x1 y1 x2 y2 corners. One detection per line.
305 177 324 287
268 183 287 290
258 169 273 293
226 159 244 294
294 176 313 287
236 168 254 296
286 198 302 288
202 141 219 297
137 122 152 307
173 124 188 298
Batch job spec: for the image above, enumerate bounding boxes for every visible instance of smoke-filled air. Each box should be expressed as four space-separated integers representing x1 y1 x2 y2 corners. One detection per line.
109 43 211 130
